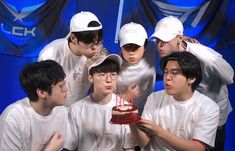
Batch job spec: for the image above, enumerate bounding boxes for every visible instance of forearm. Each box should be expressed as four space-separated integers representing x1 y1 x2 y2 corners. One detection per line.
154 127 205 151
129 125 150 148
214 57 234 84
187 44 234 84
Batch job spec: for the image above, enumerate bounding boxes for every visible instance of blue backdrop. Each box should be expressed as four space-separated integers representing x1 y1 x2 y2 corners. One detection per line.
0 0 234 150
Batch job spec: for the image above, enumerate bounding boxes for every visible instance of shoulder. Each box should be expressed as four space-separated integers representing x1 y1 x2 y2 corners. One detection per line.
1 98 30 125
194 91 219 113
38 38 68 61
69 96 90 111
146 90 167 106
149 90 166 99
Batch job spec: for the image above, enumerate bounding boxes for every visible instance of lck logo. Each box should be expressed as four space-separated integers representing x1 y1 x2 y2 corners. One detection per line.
0 1 45 37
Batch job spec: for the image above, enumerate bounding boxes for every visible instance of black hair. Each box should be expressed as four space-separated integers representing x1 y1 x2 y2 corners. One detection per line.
69 21 103 44
89 59 120 75
19 60 66 101
160 51 202 91
121 39 148 51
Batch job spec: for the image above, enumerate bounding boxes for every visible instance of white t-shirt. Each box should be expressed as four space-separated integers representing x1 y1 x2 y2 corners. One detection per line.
186 42 234 126
0 98 68 151
142 90 219 151
64 94 135 151
38 38 90 106
117 58 156 114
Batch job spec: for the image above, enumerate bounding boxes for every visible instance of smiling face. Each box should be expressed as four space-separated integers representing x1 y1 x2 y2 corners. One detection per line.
163 60 195 101
121 44 145 64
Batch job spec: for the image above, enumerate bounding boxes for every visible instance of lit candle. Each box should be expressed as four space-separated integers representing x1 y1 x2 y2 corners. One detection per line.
116 95 117 106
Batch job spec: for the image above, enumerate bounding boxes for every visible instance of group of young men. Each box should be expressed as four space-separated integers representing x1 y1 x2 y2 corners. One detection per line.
0 11 234 151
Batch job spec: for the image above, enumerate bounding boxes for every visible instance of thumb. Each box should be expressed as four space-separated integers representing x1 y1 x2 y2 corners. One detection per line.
52 132 62 139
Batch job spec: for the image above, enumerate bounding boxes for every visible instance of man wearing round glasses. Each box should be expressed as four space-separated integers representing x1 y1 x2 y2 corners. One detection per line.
38 11 104 106
64 54 135 151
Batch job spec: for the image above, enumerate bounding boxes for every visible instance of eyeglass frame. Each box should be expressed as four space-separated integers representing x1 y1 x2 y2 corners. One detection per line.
51 81 67 92
163 68 183 79
80 40 103 49
93 72 118 81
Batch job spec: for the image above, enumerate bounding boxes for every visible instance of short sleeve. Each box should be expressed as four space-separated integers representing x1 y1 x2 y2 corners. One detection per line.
193 103 219 147
123 125 136 149
0 117 23 151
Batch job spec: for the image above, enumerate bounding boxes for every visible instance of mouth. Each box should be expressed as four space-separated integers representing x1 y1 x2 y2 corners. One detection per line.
159 50 165 54
128 57 136 62
164 84 171 89
90 53 97 58
105 86 113 90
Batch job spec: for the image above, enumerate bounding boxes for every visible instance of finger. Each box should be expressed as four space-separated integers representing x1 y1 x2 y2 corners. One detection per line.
56 133 62 139
53 132 62 140
194 39 200 44
138 89 143 96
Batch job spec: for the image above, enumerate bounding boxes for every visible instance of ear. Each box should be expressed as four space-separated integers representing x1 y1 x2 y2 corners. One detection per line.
187 77 196 85
178 35 184 40
36 88 47 99
88 75 94 83
70 33 78 44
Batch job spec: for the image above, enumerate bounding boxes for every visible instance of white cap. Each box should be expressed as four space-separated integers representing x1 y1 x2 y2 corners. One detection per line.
150 16 183 42
88 54 122 74
118 22 148 47
66 11 102 37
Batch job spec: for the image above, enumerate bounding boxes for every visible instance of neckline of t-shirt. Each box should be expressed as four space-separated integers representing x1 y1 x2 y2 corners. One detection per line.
26 99 55 120
89 93 114 107
170 92 196 107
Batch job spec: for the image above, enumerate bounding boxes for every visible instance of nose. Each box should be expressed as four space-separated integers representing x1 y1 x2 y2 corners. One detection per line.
63 85 69 92
164 72 172 81
105 75 112 83
156 39 165 47
90 44 99 50
128 51 135 55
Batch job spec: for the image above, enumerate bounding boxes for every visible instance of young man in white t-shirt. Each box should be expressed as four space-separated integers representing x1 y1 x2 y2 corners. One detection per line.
38 11 104 106
64 54 135 151
0 60 69 151
117 22 156 114
130 51 220 151
150 16 234 151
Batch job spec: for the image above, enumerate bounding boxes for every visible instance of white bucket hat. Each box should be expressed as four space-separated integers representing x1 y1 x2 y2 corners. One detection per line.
150 16 183 42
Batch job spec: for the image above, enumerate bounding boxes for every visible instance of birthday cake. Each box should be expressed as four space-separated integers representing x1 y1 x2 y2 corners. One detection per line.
110 104 140 124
